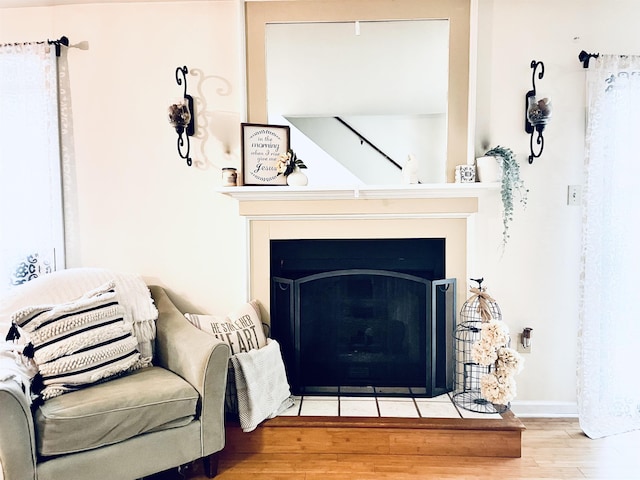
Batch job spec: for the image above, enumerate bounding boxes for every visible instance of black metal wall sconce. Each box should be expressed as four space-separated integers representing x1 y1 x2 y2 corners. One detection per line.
168 66 195 166
525 60 552 164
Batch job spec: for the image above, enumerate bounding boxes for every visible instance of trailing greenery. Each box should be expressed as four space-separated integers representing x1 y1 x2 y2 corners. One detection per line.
485 146 528 247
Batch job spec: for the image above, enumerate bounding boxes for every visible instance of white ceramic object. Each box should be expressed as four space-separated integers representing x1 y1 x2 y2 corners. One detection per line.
402 154 420 184
286 168 308 186
475 156 502 183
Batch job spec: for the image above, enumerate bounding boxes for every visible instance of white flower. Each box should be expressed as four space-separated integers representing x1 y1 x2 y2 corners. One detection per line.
496 347 524 376
480 320 510 347
276 151 292 175
471 341 497 365
480 373 517 405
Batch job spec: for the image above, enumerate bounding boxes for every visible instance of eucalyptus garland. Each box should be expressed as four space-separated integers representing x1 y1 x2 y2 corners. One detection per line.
484 146 528 247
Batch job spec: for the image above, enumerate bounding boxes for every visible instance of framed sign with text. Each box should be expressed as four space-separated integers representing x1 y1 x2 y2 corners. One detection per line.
241 123 290 186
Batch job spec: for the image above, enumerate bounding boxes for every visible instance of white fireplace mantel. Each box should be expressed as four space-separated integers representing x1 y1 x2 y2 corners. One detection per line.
218 183 495 317
216 183 499 202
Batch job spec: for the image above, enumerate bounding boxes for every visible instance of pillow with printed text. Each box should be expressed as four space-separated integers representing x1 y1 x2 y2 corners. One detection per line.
184 300 267 355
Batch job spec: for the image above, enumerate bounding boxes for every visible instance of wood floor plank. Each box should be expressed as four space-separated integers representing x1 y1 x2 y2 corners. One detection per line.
213 454 586 480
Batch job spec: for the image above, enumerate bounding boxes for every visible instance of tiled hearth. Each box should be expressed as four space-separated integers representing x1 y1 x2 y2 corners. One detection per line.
225 391 524 459
279 392 503 420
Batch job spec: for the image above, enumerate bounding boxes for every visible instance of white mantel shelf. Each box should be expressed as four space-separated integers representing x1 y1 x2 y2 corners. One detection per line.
216 183 499 201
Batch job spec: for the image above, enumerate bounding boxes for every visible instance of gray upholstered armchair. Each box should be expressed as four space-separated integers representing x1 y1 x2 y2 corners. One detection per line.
0 285 230 480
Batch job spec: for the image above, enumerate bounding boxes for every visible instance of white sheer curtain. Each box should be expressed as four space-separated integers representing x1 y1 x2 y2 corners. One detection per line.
579 54 640 438
0 43 64 294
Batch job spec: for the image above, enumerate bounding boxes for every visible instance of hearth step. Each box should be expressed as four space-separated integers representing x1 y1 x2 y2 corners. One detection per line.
223 411 525 458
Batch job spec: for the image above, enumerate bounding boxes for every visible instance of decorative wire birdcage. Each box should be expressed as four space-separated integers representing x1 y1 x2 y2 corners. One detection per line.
453 278 509 414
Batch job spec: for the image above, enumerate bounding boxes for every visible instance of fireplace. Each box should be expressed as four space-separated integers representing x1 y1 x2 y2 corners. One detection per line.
220 189 479 396
270 238 456 398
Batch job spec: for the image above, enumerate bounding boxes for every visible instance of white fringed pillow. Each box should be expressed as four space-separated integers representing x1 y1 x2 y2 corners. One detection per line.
0 268 157 363
184 300 267 356
12 282 148 401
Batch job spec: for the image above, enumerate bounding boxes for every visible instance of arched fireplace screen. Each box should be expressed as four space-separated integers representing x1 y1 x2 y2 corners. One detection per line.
270 239 456 398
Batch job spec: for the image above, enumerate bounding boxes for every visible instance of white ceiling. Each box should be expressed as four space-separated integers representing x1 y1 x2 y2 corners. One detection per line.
0 0 216 8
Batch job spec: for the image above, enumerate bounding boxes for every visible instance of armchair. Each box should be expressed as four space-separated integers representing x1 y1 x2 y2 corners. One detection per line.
0 285 230 480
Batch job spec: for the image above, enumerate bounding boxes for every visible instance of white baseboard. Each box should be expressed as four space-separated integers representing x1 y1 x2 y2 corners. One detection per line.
510 401 578 418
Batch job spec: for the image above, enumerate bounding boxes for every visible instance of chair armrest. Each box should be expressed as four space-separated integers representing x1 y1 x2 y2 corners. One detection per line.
149 286 230 456
0 380 37 480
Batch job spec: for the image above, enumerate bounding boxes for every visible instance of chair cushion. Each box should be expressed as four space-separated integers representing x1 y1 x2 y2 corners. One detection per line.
34 366 198 457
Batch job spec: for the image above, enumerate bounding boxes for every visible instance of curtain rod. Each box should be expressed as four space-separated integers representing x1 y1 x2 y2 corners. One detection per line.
48 36 69 57
579 50 600 68
579 50 639 69
0 36 69 57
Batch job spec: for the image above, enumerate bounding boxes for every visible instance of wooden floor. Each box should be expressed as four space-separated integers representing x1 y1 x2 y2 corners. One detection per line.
173 418 640 480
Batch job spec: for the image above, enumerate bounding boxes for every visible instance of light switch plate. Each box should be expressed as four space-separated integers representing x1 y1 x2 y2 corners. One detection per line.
568 185 582 206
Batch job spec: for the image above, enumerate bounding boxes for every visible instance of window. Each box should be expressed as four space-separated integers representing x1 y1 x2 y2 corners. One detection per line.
0 43 64 293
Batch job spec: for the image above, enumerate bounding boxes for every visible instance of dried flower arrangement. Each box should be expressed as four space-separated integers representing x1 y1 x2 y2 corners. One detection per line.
471 317 524 405
168 101 191 128
276 149 306 177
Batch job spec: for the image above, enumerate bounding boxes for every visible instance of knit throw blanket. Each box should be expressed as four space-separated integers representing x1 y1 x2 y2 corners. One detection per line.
0 342 38 404
230 338 294 432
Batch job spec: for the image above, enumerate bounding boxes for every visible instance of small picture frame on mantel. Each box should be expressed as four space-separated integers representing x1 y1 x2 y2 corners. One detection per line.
241 122 290 186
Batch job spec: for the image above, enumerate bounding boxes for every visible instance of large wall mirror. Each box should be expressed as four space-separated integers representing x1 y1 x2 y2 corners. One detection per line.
245 0 471 184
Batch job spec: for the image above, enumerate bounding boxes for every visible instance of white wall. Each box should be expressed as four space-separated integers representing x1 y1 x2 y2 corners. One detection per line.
2 0 639 409
0 1 246 315
474 0 640 410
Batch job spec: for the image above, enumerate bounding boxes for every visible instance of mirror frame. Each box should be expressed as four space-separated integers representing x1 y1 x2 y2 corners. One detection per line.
245 0 471 183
